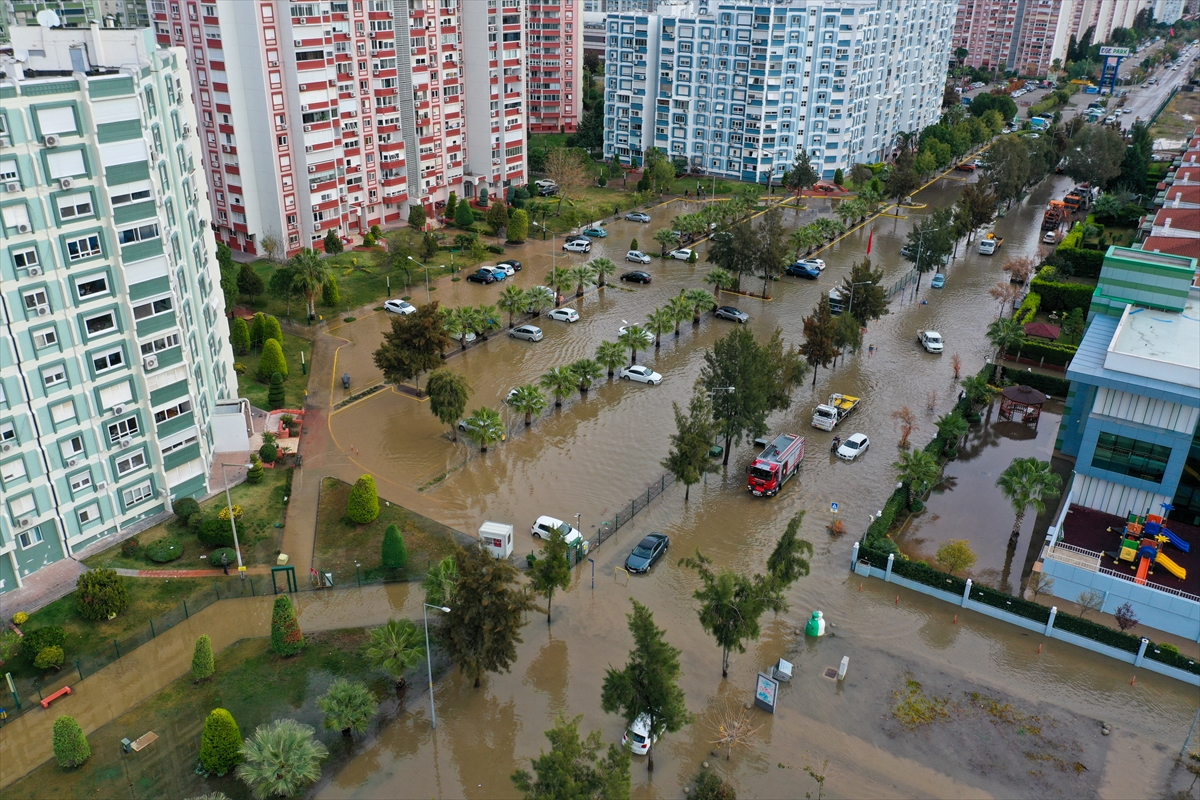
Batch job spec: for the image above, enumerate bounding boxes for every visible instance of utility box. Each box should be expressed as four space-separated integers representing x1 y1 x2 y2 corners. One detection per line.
479 521 514 559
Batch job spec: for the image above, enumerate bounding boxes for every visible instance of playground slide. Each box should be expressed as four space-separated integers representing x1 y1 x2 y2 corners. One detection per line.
1155 552 1187 580
1135 556 1150 585
1160 527 1191 554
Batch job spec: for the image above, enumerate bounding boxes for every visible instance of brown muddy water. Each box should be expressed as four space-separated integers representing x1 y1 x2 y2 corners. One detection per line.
316 175 1200 799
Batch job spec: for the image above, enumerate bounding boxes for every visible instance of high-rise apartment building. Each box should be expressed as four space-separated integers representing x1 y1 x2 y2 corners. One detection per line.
603 1 955 182
525 0 583 134
0 26 237 594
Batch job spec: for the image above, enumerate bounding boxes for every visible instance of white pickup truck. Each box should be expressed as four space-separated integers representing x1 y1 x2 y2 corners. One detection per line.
919 330 944 353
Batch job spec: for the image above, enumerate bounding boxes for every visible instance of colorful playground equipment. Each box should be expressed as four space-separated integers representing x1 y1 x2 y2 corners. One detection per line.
1114 503 1189 585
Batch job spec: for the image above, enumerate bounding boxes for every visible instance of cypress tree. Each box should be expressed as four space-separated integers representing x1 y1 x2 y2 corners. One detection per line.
322 276 340 307
445 191 458 220
246 455 265 484
454 200 475 228
249 312 268 350
267 373 286 410
257 338 288 381
192 634 215 682
229 317 251 355
198 708 242 775
347 475 380 524
270 595 305 656
52 715 91 768
263 315 284 347
382 524 407 569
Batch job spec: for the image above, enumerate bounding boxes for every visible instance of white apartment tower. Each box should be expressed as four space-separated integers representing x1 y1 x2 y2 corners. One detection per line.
0 26 237 594
602 1 956 182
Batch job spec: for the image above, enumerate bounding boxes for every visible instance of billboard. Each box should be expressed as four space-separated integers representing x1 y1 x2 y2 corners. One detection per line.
1099 47 1131 57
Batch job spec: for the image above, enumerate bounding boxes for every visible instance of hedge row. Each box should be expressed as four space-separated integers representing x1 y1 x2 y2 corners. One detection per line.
1001 371 1071 398
1050 610 1142 653
1014 292 1041 325
1030 270 1095 314
1055 247 1105 280
1013 339 1078 367
892 558 968 597
863 489 907 551
969 583 1052 623
1059 224 1083 249
1146 644 1200 675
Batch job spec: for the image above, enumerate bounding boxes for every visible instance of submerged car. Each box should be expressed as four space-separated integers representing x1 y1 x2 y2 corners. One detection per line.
714 306 749 323
619 365 662 385
531 515 582 544
563 239 592 253
785 262 821 279
622 714 658 756
582 226 608 238
836 432 870 461
667 248 693 260
509 324 543 342
625 211 651 223
625 533 670 574
626 250 652 264
497 259 522 272
620 270 652 283
547 307 580 323
466 269 496 284
930 273 946 289
384 299 416 314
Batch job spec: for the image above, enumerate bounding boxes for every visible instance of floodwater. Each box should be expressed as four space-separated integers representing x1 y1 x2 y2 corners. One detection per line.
317 175 1200 798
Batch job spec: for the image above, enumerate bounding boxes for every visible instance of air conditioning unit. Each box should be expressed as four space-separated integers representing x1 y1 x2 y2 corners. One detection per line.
68 458 79 467
96 481 107 490
143 355 159 370
17 222 31 233
1 443 12 452
37 306 49 316
119 437 132 448
301 104 310 111
306 145 315 152
44 134 61 147
18 518 31 528
3 181 19 192
27 265 42 276
304 125 313 131
181 124 192 138
372 68 380 76
59 176 75 189
308 165 317 173
149 150 159 163
112 404 125 415
198 218 208 228
294 39 303 46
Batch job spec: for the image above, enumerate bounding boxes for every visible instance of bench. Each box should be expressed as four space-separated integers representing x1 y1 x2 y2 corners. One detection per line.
39 686 72 708
130 732 159 752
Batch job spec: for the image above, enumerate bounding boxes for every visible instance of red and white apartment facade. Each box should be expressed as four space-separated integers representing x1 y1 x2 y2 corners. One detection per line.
152 0 538 257
525 0 583 134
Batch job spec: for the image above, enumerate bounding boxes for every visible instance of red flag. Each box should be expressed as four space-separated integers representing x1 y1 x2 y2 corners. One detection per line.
867 228 873 255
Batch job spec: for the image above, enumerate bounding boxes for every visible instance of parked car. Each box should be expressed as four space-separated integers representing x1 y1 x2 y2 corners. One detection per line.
930 273 946 289
667 248 693 260
458 416 505 440
466 269 496 284
618 325 654 345
384 299 416 314
836 432 870 461
626 250 652 264
619 365 663 385
624 533 670 574
625 212 651 223
491 262 515 276
795 258 825 271
547 307 580 323
448 328 477 343
497 259 522 272
785 262 821 279
563 239 592 253
531 515 581 544
487 266 509 281
620 270 652 284
622 714 657 757
582 226 608 238
509 324 543 342
714 306 749 323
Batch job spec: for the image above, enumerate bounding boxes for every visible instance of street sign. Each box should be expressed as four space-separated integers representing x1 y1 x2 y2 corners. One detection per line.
831 502 839 513
1099 47 1130 57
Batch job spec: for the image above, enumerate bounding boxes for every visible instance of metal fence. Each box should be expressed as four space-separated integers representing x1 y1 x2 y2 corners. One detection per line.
589 472 676 555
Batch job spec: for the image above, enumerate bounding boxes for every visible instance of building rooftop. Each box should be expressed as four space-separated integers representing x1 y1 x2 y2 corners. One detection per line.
1152 207 1200 233
1069 308 1200 405
1106 295 1200 389
1164 184 1200 206
1173 167 1200 185
1140 236 1200 265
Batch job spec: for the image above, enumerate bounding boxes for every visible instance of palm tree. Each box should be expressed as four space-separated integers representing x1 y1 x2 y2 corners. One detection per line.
893 449 942 508
646 307 676 349
508 383 547 425
589 256 616 288
705 268 734 297
545 267 572 306
986 315 1026 383
934 412 969 456
541 367 578 407
653 227 680 256
996 457 1062 546
685 288 717 324
364 618 426 695
422 556 458 607
960 374 995 409
236 719 328 800
595 340 626 379
568 263 597 298
667 293 693 337
289 248 329 320
317 679 378 739
498 285 526 328
570 358 604 395
461 406 505 452
476 304 501 340
443 308 467 351
834 200 856 228
815 217 845 241
526 286 555 317
617 324 650 365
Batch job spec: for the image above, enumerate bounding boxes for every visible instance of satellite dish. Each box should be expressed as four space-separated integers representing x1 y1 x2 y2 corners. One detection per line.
36 9 61 28
13 50 29 63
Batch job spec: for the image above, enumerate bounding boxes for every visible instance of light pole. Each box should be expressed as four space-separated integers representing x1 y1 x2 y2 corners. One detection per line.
407 256 437 304
845 280 873 318
423 603 451 729
220 462 253 579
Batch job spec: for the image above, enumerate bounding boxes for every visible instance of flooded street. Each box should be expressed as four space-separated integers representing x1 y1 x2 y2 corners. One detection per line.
318 176 1200 798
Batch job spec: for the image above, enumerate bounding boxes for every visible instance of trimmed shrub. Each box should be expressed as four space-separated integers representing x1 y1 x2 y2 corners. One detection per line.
323 229 344 255
1146 644 1199 675
259 442 279 463
267 372 286 410
1003 371 1070 398
863 486 908 549
381 524 407 569
192 634 215 682
408 204 426 228
34 645 65 670
263 315 284 348
1030 269 1094 314
22 626 66 662
52 715 91 768
188 512 204 530
199 708 242 775
199 517 235 548
1055 247 1105 279
120 537 140 558
1014 292 1040 325
454 200 475 228
257 338 288 381
1011 339 1077 367
322 276 341 307
146 537 184 563
270 595 305 656
362 232 376 247
246 456 265 484
76 569 129 621
174 497 201 521
890 558 967 597
347 474 380 524
445 192 458 220
969 584 1051 622
1052 611 1141 653
507 209 529 243
12 611 28 626
230 317 251 355
210 547 237 567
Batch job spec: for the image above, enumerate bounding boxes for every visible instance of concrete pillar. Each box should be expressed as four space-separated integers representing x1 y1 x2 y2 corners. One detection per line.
885 553 894 582
851 541 859 570
962 578 972 607
1046 606 1058 636
1135 637 1149 666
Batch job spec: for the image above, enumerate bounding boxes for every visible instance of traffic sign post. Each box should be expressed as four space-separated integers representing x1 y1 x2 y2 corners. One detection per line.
831 502 839 514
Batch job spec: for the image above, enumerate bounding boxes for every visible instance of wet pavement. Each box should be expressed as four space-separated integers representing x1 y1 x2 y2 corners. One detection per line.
309 172 1200 798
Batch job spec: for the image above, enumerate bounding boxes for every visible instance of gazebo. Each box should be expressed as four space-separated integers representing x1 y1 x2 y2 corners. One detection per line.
1023 322 1061 340
999 384 1047 425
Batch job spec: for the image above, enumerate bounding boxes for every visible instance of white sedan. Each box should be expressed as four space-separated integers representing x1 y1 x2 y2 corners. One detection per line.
836 433 870 461
667 248 693 261
490 263 515 276
619 365 662 385
547 307 580 323
384 299 416 314
796 258 825 271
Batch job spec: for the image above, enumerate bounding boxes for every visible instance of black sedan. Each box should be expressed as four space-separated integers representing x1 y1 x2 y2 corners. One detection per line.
625 533 670 574
497 259 522 271
466 269 496 284
620 270 652 284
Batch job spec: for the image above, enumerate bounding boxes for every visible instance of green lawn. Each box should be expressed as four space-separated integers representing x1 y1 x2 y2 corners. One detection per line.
2 630 392 800
236 329 312 410
313 477 463 583
84 467 292 574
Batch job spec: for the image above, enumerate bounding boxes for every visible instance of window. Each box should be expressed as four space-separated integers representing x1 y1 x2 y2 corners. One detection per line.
98 381 133 410
13 248 38 269
85 312 117 337
75 275 110 299
1091 433 1171 483
92 348 124 373
122 481 154 507
66 234 103 261
108 417 140 444
51 401 76 424
0 422 14 444
0 159 17 182
70 472 93 492
37 106 78 135
41 365 67 388
116 450 147 476
56 192 94 220
161 430 198 455
23 290 49 314
141 332 181 355
109 186 153 206
60 436 84 459
78 504 101 525
46 149 86 179
33 328 58 349
1 457 27 483
133 297 173 320
154 399 192 424
2 204 31 231
18 528 44 549
118 223 160 244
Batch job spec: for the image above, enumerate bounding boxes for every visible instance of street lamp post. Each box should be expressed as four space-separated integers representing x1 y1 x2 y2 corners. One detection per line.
423 603 451 729
407 256 437 304
846 280 873 318
220 463 253 579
